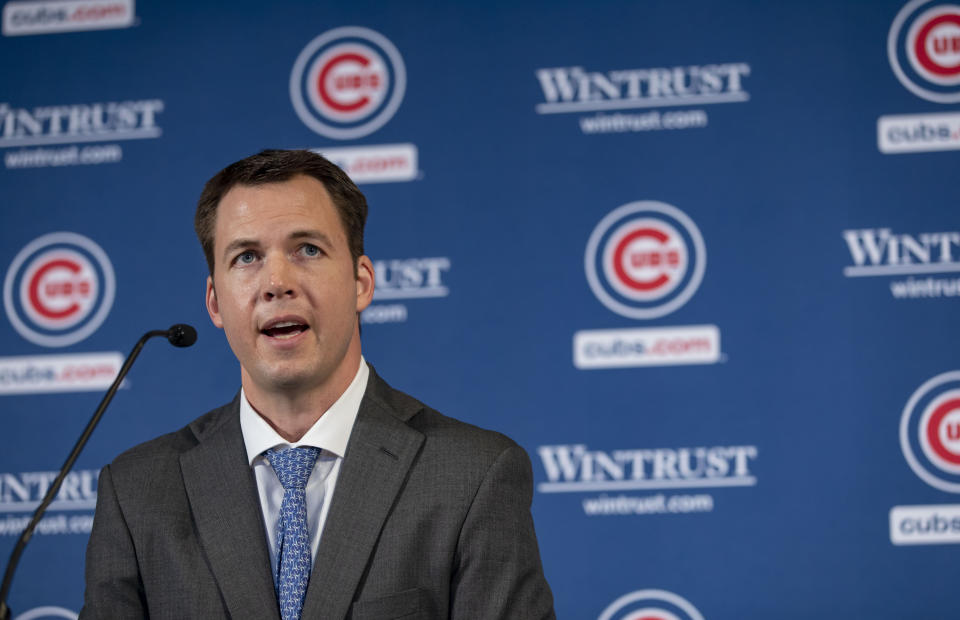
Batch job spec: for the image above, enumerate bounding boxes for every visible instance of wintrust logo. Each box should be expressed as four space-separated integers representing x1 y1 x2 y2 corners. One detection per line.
0 469 98 512
537 444 758 493
536 62 749 134
842 227 960 298
0 99 163 169
536 63 750 113
537 443 756 519
2 0 134 36
889 0 960 103
373 257 450 300
361 256 451 325
0 100 162 147
843 227 960 276
0 469 98 537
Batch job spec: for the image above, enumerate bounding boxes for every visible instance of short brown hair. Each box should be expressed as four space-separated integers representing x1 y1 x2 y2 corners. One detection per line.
194 149 367 275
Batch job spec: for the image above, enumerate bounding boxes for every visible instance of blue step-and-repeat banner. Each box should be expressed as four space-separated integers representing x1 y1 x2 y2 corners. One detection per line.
2 0 959 617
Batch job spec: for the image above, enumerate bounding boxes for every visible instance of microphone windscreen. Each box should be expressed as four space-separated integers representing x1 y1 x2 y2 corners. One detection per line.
167 324 198 348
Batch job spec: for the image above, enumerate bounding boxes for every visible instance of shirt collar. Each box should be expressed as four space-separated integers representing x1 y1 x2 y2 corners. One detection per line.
239 357 369 465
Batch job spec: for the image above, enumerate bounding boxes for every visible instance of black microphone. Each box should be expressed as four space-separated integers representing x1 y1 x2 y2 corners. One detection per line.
167 323 198 348
0 324 197 620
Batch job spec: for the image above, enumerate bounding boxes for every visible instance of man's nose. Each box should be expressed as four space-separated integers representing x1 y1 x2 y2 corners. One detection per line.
262 254 296 300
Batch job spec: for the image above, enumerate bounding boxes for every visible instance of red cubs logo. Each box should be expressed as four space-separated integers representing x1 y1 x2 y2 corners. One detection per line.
603 218 688 302
598 589 704 620
21 248 98 330
3 232 115 347
586 202 705 319
900 371 960 492
889 0 960 102
919 391 960 471
311 44 388 120
290 27 406 140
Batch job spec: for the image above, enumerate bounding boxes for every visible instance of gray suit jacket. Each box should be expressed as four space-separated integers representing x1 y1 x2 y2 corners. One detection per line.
80 367 555 619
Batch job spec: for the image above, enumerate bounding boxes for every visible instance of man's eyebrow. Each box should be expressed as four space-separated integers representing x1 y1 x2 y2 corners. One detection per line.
222 238 259 259
289 230 334 247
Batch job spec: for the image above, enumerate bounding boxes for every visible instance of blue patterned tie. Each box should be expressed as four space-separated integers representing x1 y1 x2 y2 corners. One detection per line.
265 446 321 620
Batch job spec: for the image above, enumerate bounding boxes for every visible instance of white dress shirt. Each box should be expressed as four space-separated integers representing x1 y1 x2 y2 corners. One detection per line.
239 358 368 582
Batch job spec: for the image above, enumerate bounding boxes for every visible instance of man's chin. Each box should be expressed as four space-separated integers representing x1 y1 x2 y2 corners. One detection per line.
265 372 315 392
246 365 318 395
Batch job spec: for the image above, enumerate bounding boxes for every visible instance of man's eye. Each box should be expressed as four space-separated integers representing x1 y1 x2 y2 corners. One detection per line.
300 244 320 257
236 251 256 264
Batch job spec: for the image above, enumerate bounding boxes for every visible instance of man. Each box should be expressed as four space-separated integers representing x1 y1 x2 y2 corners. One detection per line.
81 150 555 619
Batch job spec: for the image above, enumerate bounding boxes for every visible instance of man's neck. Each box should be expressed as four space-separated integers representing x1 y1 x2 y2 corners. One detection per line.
241 355 363 443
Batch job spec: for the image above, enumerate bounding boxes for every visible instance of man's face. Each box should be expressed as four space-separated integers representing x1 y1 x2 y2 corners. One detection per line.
205 175 374 397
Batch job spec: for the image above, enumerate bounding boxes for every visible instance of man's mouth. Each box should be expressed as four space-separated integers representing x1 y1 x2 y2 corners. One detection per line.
261 320 309 339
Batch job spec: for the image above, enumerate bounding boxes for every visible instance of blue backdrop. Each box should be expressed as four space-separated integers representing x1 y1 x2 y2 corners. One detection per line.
2 0 960 618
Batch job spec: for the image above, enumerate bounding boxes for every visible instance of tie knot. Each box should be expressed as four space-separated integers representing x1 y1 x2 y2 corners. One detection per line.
265 446 320 491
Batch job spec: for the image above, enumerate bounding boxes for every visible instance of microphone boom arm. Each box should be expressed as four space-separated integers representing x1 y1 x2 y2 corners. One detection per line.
0 325 195 620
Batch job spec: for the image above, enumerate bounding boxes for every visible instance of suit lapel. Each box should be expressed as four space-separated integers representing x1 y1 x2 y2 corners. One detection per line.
300 372 425 620
180 400 280 619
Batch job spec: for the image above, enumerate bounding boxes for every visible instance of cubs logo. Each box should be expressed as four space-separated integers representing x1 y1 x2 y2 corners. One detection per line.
585 201 706 319
900 371 960 492
598 589 705 620
13 606 77 620
290 26 406 140
3 232 115 348
888 0 960 102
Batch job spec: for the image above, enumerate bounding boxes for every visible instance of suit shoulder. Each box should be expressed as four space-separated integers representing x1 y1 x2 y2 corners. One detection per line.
109 399 235 471
367 370 520 460
411 405 519 456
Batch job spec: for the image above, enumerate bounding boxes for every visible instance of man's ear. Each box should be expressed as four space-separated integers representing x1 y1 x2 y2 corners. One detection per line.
205 276 224 328
355 255 375 313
